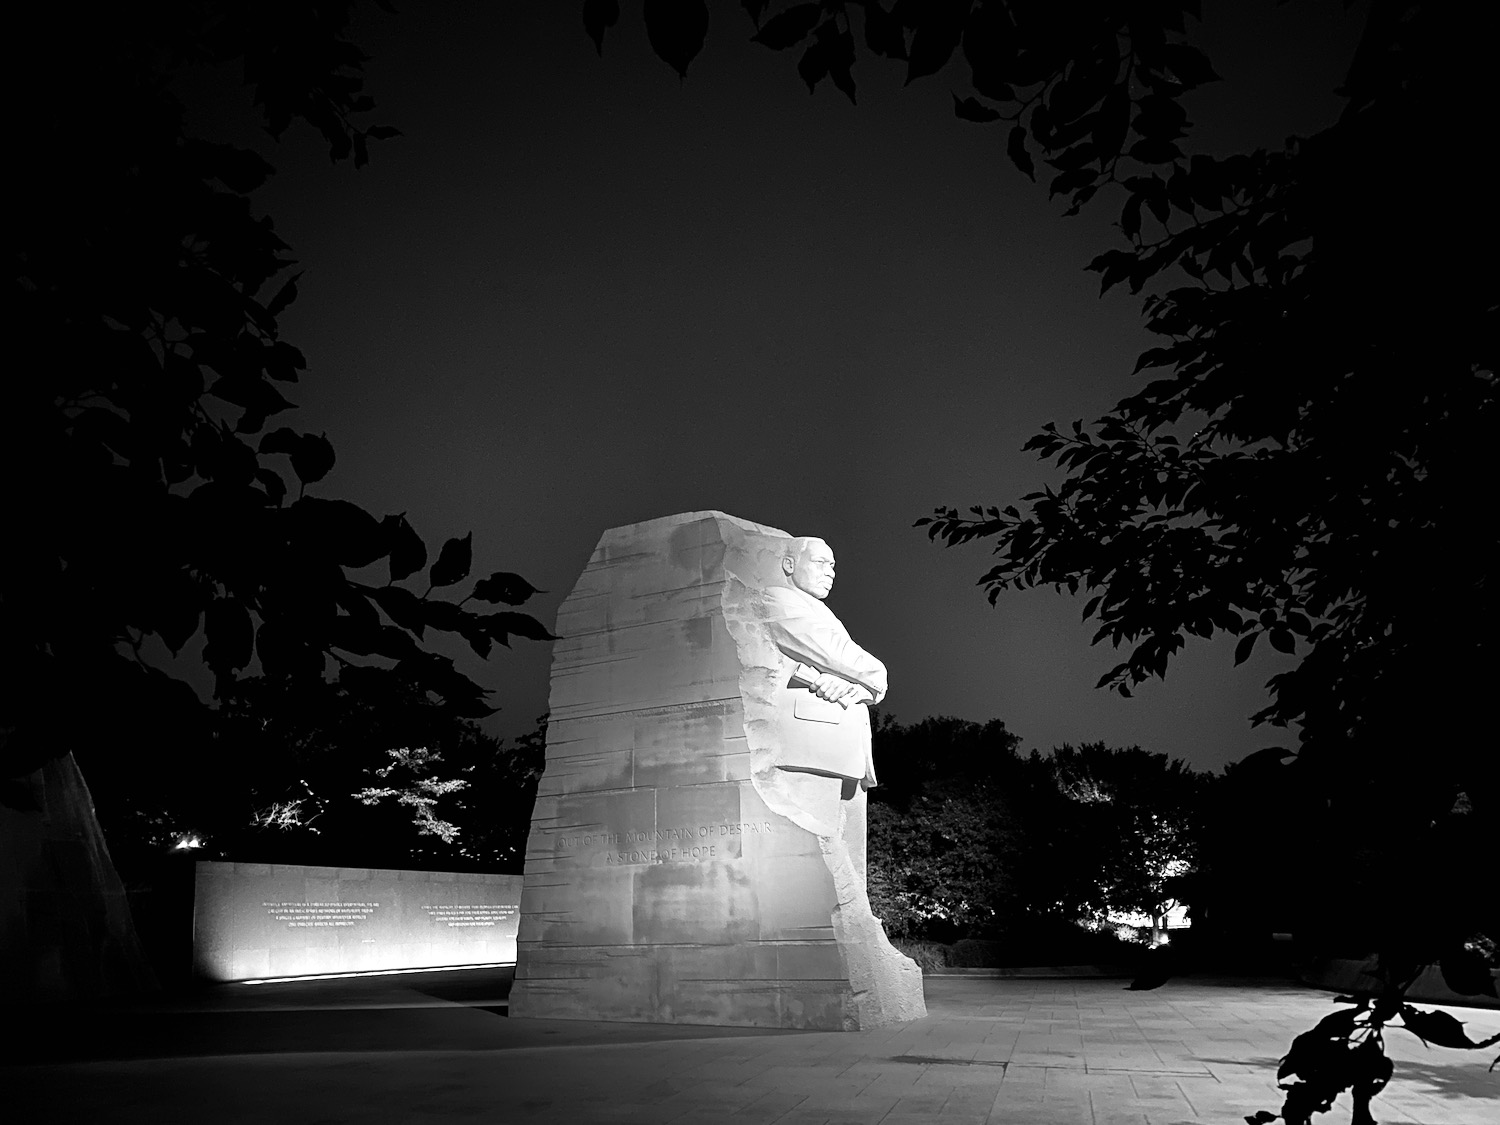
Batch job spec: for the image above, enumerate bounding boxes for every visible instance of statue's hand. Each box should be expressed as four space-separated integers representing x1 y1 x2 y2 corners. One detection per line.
811 672 873 708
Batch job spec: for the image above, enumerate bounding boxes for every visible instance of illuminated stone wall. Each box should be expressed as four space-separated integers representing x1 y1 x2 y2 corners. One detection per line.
192 861 521 981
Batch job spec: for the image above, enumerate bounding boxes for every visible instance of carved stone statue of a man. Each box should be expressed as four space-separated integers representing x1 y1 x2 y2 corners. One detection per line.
762 537 887 788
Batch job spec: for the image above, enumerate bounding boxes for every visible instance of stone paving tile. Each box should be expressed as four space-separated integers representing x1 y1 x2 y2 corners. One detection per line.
971 1044 1014 1064
875 1091 955 1120
658 1091 767 1118
729 1089 809 1120
819 1097 903 1124
855 1078 933 1100
745 1074 872 1099
14 977 1500 1125
1000 1062 1050 1083
985 1111 1078 1125
914 1065 1007 1091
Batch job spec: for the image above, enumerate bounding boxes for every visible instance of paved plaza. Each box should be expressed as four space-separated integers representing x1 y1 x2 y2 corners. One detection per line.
11 971 1498 1124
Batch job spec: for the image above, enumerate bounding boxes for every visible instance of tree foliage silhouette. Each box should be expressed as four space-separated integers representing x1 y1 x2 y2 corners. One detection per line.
5 4 549 801
598 3 1497 1120
866 718 1212 951
1042 743 1209 942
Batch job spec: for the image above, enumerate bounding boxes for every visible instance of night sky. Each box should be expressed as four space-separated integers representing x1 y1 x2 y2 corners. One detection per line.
210 1 1366 771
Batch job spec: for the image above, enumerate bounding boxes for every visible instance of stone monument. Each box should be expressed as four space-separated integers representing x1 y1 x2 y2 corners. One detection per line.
510 511 925 1030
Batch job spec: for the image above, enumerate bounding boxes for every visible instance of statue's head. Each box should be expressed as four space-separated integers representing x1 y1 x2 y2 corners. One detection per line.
781 537 835 600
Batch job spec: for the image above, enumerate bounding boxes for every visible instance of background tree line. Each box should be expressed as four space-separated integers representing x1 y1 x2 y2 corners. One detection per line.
864 713 1496 980
868 713 1219 961
109 693 1454 986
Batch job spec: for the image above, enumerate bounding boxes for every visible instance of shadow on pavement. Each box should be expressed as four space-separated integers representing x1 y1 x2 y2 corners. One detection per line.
8 966 805 1066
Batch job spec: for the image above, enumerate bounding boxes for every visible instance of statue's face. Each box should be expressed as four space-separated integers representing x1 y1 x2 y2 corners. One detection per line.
787 540 836 600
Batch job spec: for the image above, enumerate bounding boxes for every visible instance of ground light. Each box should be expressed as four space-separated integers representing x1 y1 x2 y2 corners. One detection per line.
239 962 507 985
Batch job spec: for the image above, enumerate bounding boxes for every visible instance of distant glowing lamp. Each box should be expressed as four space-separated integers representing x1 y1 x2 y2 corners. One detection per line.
173 834 203 851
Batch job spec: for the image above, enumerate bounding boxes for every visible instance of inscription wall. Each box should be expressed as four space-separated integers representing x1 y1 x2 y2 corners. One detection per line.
193 861 521 982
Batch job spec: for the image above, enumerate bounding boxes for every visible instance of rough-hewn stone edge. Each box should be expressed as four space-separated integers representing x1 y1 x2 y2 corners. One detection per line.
819 829 927 1028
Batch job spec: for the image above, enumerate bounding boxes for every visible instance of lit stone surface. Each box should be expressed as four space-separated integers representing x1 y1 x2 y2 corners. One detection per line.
192 862 521 981
510 511 924 1029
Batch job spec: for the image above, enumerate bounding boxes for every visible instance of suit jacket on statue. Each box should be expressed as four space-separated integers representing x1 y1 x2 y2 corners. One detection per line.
762 584 887 787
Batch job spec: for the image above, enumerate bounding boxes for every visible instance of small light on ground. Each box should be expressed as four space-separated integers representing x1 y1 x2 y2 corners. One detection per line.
239 962 510 985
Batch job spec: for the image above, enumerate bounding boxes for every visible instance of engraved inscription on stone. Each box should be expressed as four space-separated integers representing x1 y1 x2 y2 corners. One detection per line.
263 901 379 929
554 820 774 867
422 904 519 928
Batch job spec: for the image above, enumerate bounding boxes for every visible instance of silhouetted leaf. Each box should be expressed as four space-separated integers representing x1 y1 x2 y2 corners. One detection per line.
266 341 307 382
429 533 473 588
1007 125 1035 180
797 38 828 91
371 623 422 663
1088 249 1134 293
289 432 335 486
422 598 467 633
208 374 294 418
905 8 963 84
189 140 276 193
473 571 542 605
1278 1021 1347 1081
1160 42 1220 88
751 3 819 49
644 0 708 77
255 468 287 507
583 0 619 54
821 22 857 103
863 0 907 59
1244 1112 1277 1125
294 498 386 568
155 594 202 656
265 271 303 318
1350 1042 1393 1105
1400 1006 1499 1049
482 611 557 646
371 584 426 637
1233 747 1294 777
953 94 1001 122
1269 627 1295 654
382 514 426 582
460 616 493 659
1234 631 1258 665
1312 1006 1362 1037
